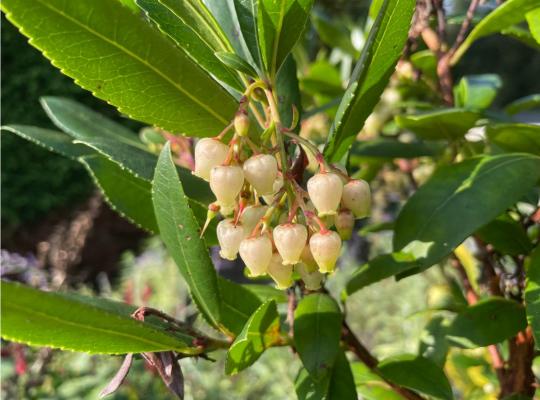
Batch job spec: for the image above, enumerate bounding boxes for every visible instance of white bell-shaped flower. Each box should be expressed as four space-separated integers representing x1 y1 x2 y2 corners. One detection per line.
193 138 229 181
342 179 371 218
295 263 324 291
217 219 245 260
307 172 343 216
210 165 244 210
267 253 293 289
273 223 307 265
309 231 342 273
300 244 318 273
262 175 284 205
240 205 268 235
243 154 278 195
335 210 354 240
239 234 273 277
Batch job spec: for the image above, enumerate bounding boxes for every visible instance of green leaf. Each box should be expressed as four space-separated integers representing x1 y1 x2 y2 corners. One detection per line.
294 293 342 380
453 74 502 110
419 316 450 367
505 94 540 115
257 0 314 76
242 283 288 303
323 0 415 162
476 215 533 256
152 143 222 331
311 12 356 56
1 281 196 354
226 300 280 375
526 8 540 44
525 246 540 349
486 123 540 155
446 297 527 348
378 354 453 400
136 0 243 90
394 154 540 271
501 25 540 50
215 51 258 77
395 108 481 140
1 125 92 160
276 55 302 130
345 253 419 296
80 155 158 233
233 0 263 69
218 277 263 336
451 0 540 65
1 0 237 136
40 97 145 149
350 138 443 161
295 350 357 400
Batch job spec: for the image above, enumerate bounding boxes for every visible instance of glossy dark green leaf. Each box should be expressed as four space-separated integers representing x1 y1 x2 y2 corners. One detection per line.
378 354 453 400
501 25 540 50
226 300 280 374
233 0 263 69
525 246 540 349
300 60 343 99
1 125 92 160
394 154 540 271
1 0 237 137
81 155 158 233
452 0 540 64
257 0 314 76
294 293 342 380
395 108 481 140
323 0 415 162
1 281 196 354
276 55 302 130
152 143 222 330
345 253 419 296
40 97 144 149
453 74 502 110
218 277 263 336
486 123 540 155
136 0 243 90
476 215 533 256
295 350 357 400
215 51 258 77
447 297 527 348
350 138 443 161
505 94 540 115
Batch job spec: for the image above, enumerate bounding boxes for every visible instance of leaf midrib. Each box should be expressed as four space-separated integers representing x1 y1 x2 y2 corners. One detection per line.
35 0 229 125
4 301 186 352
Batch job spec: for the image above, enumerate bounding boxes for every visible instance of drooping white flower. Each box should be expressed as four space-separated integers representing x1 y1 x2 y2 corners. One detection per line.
309 231 342 273
273 223 307 265
342 179 371 218
239 234 273 276
210 165 244 211
307 172 343 216
193 138 228 181
267 253 293 289
217 219 245 260
243 154 278 195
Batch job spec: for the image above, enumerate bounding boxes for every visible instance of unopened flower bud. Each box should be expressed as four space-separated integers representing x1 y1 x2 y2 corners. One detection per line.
210 165 244 210
307 172 343 216
193 138 229 181
309 231 342 273
217 219 245 260
243 154 278 195
273 223 307 265
239 235 273 276
342 179 371 218
262 175 284 205
240 205 268 235
234 111 250 137
295 263 324 291
267 253 293 289
335 210 354 240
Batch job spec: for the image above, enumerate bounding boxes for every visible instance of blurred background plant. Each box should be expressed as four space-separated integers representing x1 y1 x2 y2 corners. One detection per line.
2 0 540 398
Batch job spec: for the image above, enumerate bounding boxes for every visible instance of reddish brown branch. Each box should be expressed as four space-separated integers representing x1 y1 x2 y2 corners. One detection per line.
342 321 425 400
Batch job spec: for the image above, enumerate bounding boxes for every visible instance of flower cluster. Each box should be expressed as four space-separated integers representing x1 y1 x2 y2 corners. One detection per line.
193 84 371 291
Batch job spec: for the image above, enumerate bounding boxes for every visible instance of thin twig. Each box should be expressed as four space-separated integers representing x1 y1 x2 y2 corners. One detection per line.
448 0 481 59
